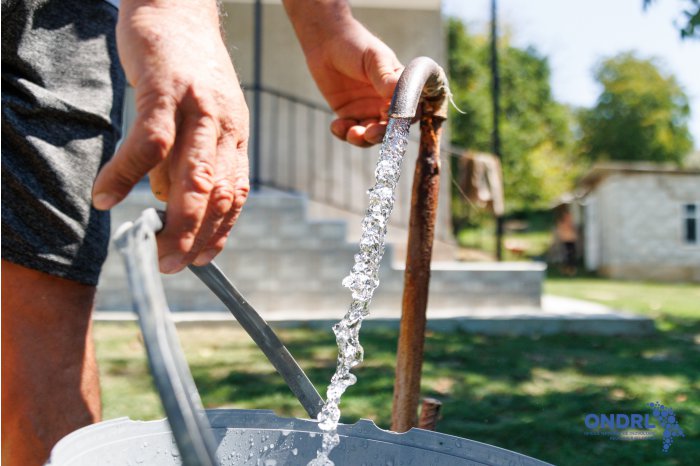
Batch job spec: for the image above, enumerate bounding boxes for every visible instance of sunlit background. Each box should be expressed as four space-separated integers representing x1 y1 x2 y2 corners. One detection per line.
95 2 700 465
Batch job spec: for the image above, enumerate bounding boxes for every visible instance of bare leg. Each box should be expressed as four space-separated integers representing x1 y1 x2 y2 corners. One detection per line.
2 260 101 466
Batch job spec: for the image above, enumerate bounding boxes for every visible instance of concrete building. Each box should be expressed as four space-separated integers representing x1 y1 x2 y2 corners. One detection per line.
580 163 700 282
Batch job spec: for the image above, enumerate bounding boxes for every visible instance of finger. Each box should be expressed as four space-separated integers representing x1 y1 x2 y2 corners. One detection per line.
333 118 379 148
193 145 249 265
92 97 177 210
149 163 170 202
364 45 403 98
363 121 387 145
357 118 385 146
186 137 238 266
157 113 218 273
346 125 373 148
332 118 380 147
334 97 388 121
184 178 233 265
330 119 357 141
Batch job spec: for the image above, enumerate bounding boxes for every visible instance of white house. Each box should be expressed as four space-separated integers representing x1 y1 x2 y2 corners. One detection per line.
580 163 700 282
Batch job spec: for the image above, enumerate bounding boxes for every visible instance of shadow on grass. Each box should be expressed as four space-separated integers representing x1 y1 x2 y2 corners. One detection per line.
186 322 699 466
95 318 698 466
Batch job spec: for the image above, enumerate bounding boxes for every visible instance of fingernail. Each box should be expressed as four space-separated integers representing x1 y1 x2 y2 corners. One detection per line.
193 249 218 267
159 253 184 274
93 192 120 210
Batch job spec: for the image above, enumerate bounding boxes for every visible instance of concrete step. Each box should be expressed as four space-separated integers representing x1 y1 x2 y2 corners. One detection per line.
98 261 544 312
97 188 545 316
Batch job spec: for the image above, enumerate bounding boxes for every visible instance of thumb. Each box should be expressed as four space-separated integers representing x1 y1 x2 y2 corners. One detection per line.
92 103 176 210
365 43 403 99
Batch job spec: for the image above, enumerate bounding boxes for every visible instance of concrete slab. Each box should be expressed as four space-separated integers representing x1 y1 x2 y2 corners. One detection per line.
94 294 655 336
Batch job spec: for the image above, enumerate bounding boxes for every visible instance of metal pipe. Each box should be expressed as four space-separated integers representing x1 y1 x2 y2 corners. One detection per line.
418 397 443 431
251 0 263 190
389 56 449 120
188 263 324 418
490 0 505 260
389 57 448 433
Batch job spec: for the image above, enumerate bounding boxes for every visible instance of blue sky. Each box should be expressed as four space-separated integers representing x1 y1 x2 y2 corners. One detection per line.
443 0 700 148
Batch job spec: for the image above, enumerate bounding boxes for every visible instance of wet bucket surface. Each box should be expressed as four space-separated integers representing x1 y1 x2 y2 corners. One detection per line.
47 409 551 466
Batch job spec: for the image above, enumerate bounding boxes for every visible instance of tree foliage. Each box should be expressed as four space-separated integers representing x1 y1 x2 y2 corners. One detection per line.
644 0 700 40
447 18 580 213
579 52 693 165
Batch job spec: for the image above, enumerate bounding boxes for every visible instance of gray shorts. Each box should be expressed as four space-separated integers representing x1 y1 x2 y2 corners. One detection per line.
2 0 126 285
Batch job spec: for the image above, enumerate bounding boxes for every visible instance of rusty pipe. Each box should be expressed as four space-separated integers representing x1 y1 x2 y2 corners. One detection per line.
418 397 443 431
390 57 448 433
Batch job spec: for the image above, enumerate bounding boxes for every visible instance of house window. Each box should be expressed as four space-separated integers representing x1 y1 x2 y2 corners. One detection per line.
684 203 699 244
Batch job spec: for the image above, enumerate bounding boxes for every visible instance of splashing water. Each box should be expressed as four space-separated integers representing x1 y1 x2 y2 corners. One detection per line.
308 118 412 466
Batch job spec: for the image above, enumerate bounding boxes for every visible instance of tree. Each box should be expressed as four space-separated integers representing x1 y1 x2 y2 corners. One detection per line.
644 0 700 40
447 18 580 213
579 52 693 165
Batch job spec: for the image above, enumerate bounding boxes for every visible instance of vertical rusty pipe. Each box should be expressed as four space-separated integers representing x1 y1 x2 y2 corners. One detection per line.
391 111 444 432
418 397 443 431
387 56 449 433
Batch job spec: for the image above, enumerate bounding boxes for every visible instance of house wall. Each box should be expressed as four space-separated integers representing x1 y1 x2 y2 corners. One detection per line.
586 173 700 282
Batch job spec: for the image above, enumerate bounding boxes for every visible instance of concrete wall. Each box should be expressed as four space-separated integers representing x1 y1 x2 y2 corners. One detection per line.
584 172 700 282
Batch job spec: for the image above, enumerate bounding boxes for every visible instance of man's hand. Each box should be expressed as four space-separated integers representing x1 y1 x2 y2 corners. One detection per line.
284 1 403 147
92 0 249 273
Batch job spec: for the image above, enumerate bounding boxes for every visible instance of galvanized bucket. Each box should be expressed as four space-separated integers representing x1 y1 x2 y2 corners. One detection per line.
47 409 551 466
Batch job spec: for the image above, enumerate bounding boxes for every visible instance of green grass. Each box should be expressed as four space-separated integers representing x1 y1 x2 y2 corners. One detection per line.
96 301 700 465
545 277 700 321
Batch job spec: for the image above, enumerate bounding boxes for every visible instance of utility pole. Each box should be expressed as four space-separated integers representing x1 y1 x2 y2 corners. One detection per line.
490 0 504 260
252 0 263 190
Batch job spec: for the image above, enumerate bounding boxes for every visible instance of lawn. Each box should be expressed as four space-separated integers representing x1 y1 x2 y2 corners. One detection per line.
545 276 700 321
95 278 700 466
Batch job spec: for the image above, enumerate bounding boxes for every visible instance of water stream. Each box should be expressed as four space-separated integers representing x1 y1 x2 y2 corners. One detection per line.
308 117 412 466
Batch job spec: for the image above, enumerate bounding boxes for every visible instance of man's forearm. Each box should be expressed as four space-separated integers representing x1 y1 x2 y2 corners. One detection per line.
281 0 402 147
120 0 220 19
119 0 227 60
282 0 355 48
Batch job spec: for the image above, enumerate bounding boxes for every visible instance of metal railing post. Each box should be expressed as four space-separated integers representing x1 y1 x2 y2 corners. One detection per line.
251 0 263 190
